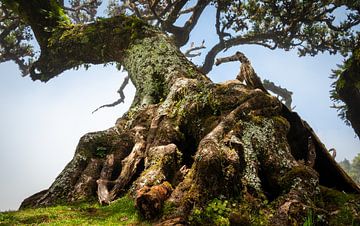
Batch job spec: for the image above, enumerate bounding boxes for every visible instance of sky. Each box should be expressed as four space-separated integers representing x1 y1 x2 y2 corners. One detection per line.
0 2 359 211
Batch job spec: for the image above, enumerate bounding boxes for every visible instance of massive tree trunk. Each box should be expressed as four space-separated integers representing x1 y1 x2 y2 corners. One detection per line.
12 1 360 225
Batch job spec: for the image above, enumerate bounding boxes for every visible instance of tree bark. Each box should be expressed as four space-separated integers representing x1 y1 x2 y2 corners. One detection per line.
12 1 360 224
336 46 360 138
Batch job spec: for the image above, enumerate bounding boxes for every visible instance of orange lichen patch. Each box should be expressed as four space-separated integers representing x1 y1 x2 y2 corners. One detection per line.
135 181 173 219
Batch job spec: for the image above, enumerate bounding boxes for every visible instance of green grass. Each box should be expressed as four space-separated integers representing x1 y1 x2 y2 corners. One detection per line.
0 196 149 225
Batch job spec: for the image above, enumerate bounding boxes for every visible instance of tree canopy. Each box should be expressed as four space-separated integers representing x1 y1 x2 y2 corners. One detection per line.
1 0 359 76
1 1 360 136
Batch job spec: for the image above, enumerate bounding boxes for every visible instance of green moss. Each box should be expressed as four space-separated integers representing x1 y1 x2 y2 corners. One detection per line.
162 201 177 216
48 0 71 26
95 146 107 158
188 198 273 226
249 115 264 124
319 186 356 208
0 195 149 225
189 198 231 226
315 187 360 226
272 116 290 130
279 165 315 190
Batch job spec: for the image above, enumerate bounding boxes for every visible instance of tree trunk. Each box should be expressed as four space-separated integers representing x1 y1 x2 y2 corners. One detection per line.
13 1 360 224
336 46 360 138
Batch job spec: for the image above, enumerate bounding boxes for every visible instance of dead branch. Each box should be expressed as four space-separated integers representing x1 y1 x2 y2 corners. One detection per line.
215 51 267 93
92 75 130 114
184 40 205 58
328 148 337 159
263 79 293 109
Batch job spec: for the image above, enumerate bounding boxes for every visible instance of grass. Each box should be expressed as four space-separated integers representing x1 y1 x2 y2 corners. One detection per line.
0 195 149 225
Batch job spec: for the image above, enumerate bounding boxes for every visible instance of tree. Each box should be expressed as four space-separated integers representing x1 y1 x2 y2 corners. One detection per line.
339 154 360 185
1 0 360 225
339 158 352 173
330 42 360 138
352 154 360 184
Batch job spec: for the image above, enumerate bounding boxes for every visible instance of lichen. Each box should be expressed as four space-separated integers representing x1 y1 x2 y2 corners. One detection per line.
123 34 207 107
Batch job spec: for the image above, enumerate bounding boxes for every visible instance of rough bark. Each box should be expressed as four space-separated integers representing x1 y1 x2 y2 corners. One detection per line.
12 1 360 225
20 78 360 225
336 47 360 138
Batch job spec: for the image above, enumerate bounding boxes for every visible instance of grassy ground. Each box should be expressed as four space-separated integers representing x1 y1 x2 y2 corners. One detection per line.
0 196 149 225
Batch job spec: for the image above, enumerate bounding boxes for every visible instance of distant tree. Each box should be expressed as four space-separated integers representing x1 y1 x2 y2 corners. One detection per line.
339 154 360 185
1 1 360 225
339 158 352 173
350 153 360 184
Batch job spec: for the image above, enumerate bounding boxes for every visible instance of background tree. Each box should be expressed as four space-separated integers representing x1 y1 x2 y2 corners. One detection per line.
339 154 360 185
1 0 360 225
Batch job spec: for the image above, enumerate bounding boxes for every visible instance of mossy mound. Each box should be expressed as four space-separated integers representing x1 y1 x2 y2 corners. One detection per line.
0 195 148 225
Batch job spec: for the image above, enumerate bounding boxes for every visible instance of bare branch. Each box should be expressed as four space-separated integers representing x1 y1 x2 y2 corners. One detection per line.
201 32 276 74
184 40 205 58
179 5 196 15
215 51 267 93
263 79 293 109
92 75 130 113
328 148 337 159
162 0 209 47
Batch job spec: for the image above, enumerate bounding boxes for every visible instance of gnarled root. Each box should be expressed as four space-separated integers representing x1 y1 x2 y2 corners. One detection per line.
135 181 173 219
21 80 360 225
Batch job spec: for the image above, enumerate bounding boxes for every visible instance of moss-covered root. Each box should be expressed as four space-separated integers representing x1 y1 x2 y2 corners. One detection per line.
19 76 360 225
270 165 320 225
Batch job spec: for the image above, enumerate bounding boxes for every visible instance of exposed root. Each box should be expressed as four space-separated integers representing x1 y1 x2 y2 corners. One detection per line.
97 125 146 204
20 79 360 225
135 181 173 219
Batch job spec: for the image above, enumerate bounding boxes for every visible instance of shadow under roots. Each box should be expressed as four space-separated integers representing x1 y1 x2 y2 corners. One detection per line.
176 125 198 168
258 166 280 202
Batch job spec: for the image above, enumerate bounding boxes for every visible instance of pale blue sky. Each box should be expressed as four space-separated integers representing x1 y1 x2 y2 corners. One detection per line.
0 2 359 211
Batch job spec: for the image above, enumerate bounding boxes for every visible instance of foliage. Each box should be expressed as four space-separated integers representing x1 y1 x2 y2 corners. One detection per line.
303 210 314 226
339 153 360 185
329 62 351 126
0 2 34 75
189 198 232 225
319 186 360 226
0 195 149 225
65 0 102 23
329 41 360 137
95 146 107 158
2 0 360 76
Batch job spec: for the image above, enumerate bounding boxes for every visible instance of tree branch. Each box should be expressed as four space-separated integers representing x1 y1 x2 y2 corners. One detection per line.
184 40 205 58
263 79 293 109
92 75 130 113
162 0 209 47
215 51 267 93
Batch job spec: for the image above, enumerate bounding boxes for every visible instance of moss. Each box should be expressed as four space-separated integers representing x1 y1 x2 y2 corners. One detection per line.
272 116 290 130
0 195 149 225
95 146 107 158
189 198 231 226
319 186 357 208
123 33 208 107
249 114 264 124
279 165 317 191
188 198 273 226
162 201 177 216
